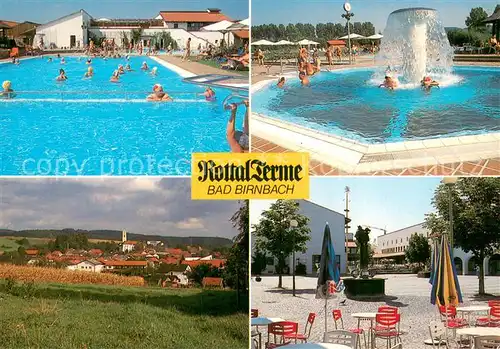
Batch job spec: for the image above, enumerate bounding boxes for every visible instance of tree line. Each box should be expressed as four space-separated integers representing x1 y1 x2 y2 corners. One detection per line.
252 21 376 46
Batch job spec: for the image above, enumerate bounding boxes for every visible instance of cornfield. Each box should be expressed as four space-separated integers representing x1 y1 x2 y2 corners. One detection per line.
0 264 144 287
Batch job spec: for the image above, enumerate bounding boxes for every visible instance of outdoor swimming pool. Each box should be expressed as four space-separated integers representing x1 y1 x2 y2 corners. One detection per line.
252 66 500 144
0 56 246 175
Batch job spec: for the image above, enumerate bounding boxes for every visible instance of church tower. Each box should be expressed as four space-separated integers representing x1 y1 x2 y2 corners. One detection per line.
122 230 127 243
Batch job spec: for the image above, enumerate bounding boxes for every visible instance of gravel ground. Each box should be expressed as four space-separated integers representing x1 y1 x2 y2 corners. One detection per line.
251 274 500 349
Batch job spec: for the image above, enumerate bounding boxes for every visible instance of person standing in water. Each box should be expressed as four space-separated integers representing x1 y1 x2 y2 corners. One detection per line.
299 71 310 86
182 38 191 62
226 100 249 153
277 77 285 88
1 80 15 98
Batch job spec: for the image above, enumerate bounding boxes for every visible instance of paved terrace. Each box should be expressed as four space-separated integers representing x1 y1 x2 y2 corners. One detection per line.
250 59 500 176
252 275 500 349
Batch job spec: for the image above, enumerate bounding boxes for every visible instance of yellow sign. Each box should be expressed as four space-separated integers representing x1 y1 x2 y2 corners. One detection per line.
191 153 309 200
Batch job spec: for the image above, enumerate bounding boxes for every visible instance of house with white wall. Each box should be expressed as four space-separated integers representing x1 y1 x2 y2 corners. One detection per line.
122 241 137 252
67 259 104 273
35 9 92 49
255 200 346 276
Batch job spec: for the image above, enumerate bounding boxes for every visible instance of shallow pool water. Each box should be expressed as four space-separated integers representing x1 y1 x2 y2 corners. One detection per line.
0 56 246 175
252 66 499 144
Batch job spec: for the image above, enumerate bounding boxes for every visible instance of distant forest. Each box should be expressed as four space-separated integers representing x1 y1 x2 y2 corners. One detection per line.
0 229 233 249
252 21 377 46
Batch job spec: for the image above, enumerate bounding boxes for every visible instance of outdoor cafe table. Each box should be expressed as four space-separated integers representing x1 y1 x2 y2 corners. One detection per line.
283 343 352 349
456 305 490 324
251 317 285 349
351 313 377 349
456 326 500 347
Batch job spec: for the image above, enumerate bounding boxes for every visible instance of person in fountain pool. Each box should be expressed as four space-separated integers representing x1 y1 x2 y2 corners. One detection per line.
421 76 440 91
226 100 249 153
299 71 310 86
1 80 16 99
110 70 120 83
147 84 173 101
379 75 398 90
84 66 94 78
56 69 68 81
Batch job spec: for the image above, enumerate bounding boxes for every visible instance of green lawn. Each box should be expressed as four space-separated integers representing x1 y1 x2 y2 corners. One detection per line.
196 59 249 77
0 281 248 349
0 237 20 252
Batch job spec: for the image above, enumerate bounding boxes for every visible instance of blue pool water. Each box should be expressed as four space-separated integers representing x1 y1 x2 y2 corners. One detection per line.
252 66 499 144
0 56 246 175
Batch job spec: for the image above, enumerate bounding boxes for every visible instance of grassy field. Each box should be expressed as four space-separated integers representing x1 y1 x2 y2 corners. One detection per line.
0 237 20 252
0 280 248 349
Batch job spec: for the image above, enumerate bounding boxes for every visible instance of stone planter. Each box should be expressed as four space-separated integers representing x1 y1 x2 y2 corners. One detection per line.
343 278 386 300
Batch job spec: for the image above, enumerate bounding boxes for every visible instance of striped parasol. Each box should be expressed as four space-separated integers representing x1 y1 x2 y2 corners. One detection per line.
429 237 439 284
430 233 463 307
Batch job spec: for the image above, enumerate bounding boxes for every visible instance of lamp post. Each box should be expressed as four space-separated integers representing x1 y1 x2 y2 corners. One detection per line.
341 2 354 65
290 219 298 297
442 177 458 258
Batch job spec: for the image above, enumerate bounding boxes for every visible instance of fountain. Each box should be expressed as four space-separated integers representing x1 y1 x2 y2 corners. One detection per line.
377 8 454 84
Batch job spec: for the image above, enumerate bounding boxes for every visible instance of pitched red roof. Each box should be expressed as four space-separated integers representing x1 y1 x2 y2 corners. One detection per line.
166 248 184 255
182 259 225 268
25 249 39 256
89 249 103 255
161 256 180 264
123 241 138 245
159 11 231 23
202 277 223 286
102 260 147 267
327 40 346 46
233 30 249 39
0 20 19 28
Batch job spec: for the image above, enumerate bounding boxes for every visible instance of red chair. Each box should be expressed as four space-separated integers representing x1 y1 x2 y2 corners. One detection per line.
266 321 298 348
372 313 402 349
251 309 259 318
438 305 468 326
488 300 500 307
332 309 367 349
477 306 500 327
378 306 398 315
284 313 316 343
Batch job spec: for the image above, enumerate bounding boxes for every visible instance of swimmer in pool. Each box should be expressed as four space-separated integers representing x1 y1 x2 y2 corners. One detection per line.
125 63 133 71
150 67 158 76
379 75 398 90
299 71 310 86
57 54 61 58
57 69 68 81
226 99 249 153
110 70 120 83
1 80 15 99
86 59 92 65
306 62 315 76
277 77 285 88
14 58 20 65
84 66 94 78
48 57 53 63
60 57 65 64
147 83 173 101
421 76 440 91
141 61 149 71
202 87 216 101
118 64 125 74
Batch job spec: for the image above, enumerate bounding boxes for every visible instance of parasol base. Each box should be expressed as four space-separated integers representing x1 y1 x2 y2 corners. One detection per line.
424 338 447 346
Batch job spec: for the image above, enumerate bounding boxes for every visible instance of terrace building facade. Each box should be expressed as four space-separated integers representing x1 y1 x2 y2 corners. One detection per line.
35 8 240 50
374 223 500 276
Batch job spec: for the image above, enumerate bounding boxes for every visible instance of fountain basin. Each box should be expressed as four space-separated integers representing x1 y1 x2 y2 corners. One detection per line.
343 278 386 300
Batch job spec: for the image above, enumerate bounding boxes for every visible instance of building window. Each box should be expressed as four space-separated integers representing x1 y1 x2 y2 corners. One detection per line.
174 23 178 29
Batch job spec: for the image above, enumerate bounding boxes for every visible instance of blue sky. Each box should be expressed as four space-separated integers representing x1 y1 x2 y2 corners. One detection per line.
251 0 498 32
0 0 248 24
250 177 443 242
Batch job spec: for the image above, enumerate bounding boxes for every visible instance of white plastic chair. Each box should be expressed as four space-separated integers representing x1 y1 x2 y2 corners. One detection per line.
428 321 450 349
389 344 403 349
323 330 357 348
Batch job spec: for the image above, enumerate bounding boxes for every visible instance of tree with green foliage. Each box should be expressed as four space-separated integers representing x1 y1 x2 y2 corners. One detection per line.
131 28 142 45
405 233 431 269
251 248 268 275
223 200 249 295
355 226 370 273
425 177 500 295
188 264 222 286
17 246 25 256
15 238 30 247
465 7 488 32
253 200 311 288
